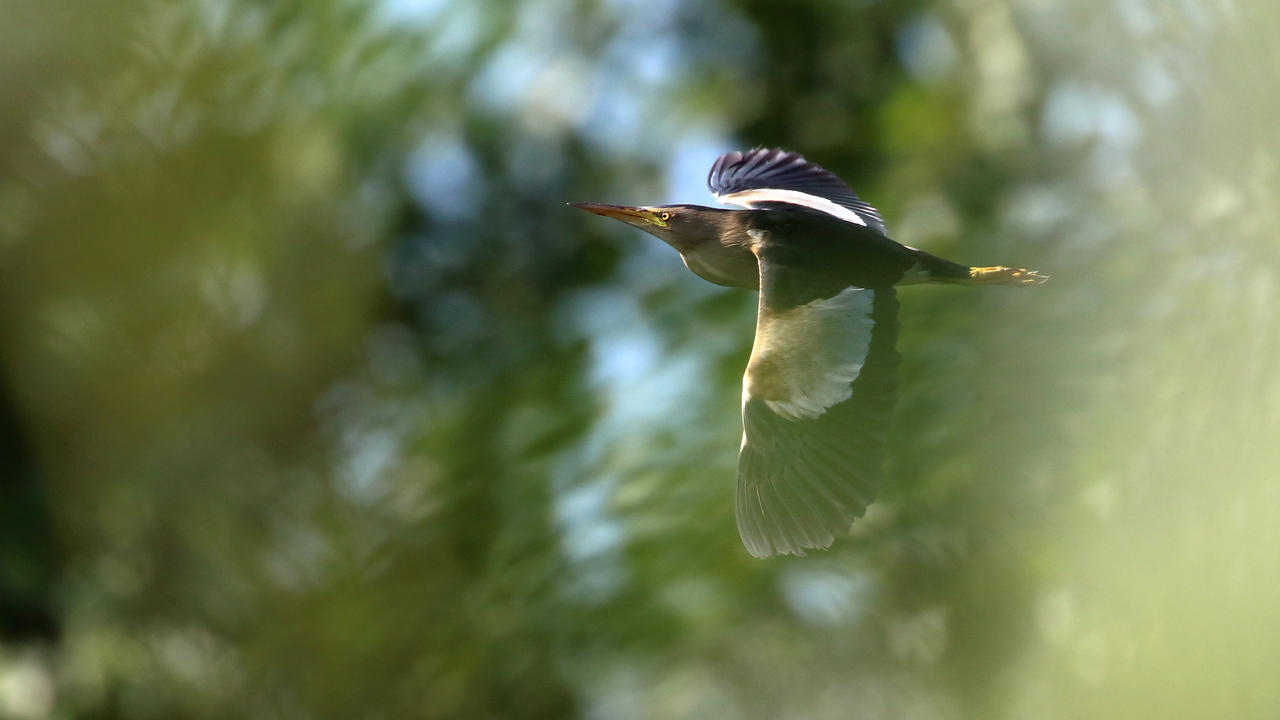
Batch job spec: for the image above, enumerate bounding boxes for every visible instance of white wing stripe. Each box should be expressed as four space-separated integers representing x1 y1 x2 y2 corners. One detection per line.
715 188 868 227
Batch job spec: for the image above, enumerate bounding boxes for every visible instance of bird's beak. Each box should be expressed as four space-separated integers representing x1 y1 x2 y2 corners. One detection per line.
568 202 661 229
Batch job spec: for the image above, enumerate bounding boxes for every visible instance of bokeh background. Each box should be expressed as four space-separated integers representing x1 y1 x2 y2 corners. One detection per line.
2 0 1278 718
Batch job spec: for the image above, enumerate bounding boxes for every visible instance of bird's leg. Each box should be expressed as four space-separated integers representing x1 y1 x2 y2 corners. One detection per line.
966 266 1049 285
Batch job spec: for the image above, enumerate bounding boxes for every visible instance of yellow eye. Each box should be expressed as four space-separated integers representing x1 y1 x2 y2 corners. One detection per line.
659 211 671 221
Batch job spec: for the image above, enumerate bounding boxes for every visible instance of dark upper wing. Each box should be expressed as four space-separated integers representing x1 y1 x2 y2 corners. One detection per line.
735 237 900 557
708 148 888 236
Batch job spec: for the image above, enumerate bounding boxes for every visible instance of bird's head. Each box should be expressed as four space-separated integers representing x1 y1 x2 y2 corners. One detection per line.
569 202 725 252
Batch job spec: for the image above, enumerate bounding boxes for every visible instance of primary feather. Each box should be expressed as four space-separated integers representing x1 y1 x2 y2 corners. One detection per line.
708 148 888 236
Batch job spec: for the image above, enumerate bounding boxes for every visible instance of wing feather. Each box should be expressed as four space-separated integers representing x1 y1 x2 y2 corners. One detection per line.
708 148 888 236
736 246 900 557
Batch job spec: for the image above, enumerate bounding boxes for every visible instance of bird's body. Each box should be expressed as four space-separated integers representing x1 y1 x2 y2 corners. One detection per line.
572 148 1045 557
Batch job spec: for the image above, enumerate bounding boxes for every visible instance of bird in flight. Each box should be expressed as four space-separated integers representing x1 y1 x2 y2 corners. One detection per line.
571 148 1045 557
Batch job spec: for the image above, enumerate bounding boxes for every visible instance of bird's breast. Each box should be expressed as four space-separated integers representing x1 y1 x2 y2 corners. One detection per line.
679 244 759 289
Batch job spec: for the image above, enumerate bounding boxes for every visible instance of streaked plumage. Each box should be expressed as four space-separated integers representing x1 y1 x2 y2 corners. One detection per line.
571 148 1045 557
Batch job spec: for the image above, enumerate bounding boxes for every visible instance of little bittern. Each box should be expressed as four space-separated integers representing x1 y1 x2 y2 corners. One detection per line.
572 148 1045 558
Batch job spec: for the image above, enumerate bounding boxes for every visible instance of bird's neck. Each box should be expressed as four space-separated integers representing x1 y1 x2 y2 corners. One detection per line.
676 211 759 289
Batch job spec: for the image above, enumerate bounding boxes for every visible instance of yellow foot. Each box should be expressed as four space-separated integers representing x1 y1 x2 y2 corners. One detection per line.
968 266 1049 286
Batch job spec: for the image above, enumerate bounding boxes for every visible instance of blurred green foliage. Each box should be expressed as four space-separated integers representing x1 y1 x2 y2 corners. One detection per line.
1 0 1279 718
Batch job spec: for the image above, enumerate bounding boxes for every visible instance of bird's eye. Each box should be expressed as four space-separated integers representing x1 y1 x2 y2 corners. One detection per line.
659 211 671 221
